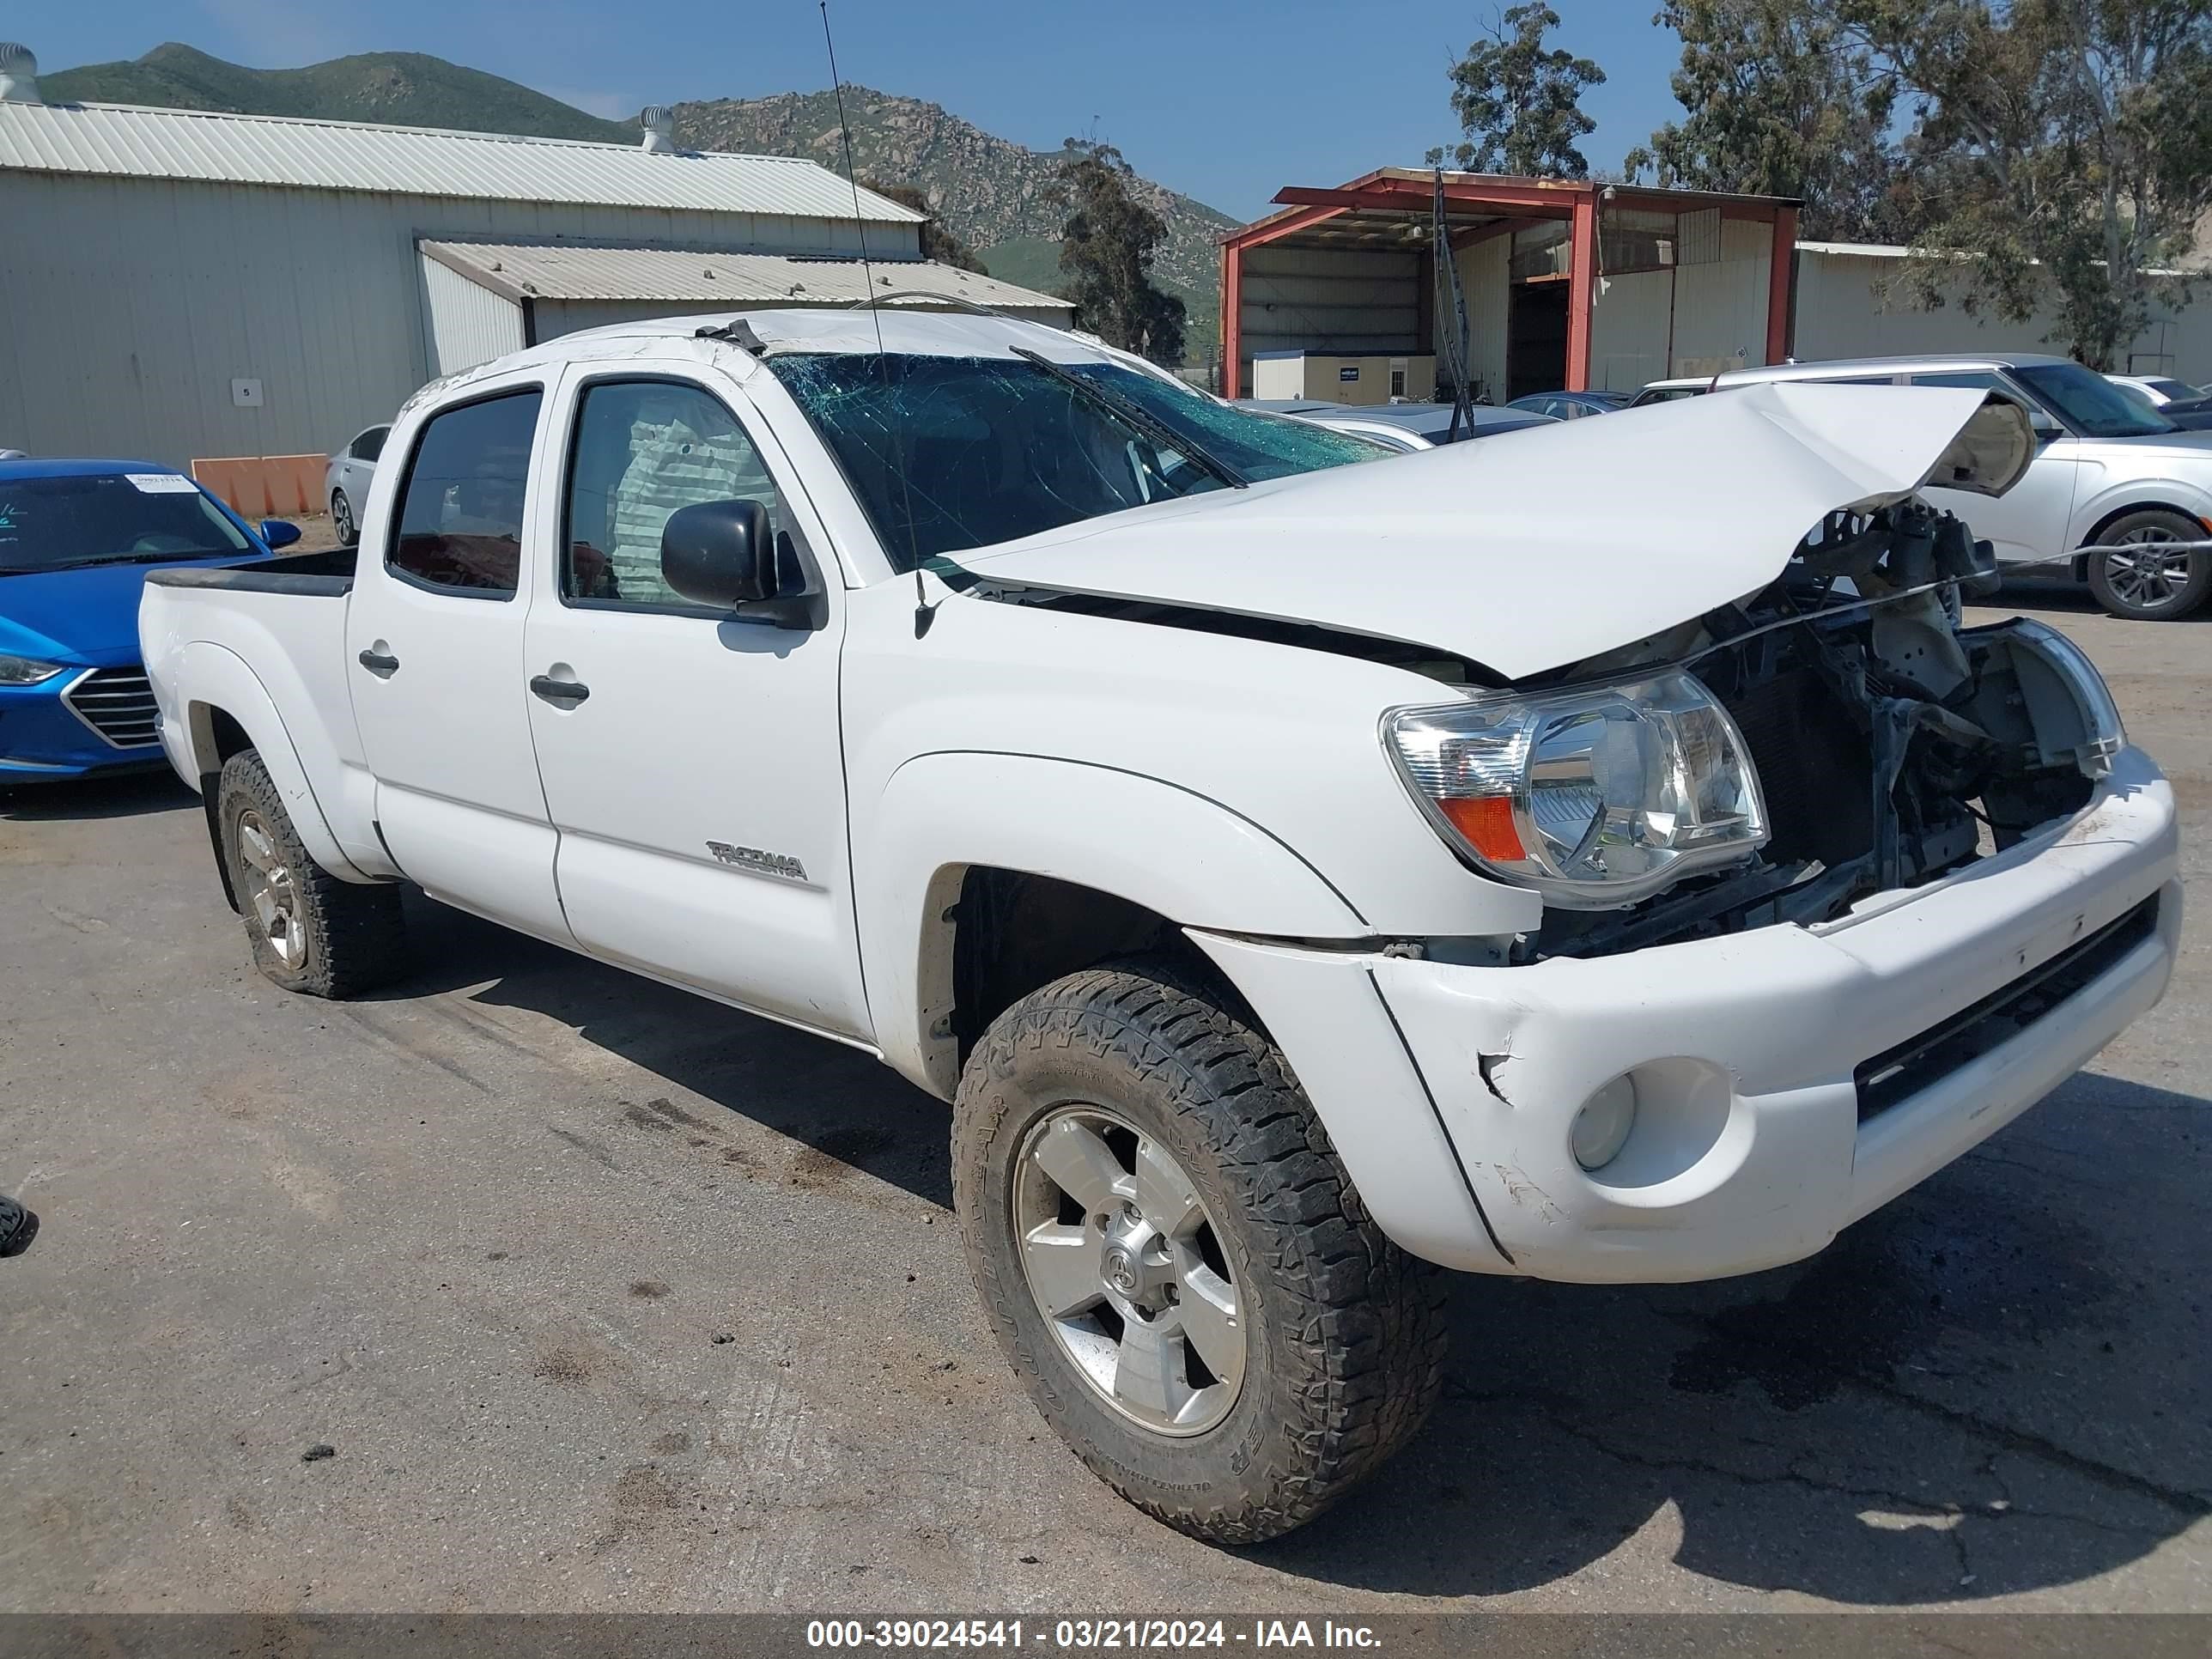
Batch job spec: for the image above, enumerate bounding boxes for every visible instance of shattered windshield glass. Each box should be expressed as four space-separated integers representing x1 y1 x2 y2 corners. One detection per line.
769 353 1383 571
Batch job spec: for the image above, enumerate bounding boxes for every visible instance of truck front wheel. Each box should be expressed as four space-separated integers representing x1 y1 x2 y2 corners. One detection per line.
216 750 408 997
952 962 1447 1543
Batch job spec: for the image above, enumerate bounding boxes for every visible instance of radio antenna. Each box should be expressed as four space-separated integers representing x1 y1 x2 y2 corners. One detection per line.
818 1 931 630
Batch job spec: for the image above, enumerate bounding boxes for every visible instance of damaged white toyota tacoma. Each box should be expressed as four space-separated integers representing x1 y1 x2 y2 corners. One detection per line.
139 311 2179 1542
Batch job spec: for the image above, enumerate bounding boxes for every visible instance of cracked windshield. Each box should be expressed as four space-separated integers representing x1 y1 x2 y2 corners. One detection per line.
770 352 1384 568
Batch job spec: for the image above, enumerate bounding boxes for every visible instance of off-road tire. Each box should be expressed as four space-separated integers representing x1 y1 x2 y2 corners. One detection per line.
2085 508 2211 621
953 959 1448 1543
216 750 406 996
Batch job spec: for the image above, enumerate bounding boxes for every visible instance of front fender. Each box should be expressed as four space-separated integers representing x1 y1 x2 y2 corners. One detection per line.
860 750 1369 1097
167 641 369 886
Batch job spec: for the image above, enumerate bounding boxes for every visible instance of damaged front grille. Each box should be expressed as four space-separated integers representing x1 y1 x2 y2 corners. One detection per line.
1855 896 2160 1122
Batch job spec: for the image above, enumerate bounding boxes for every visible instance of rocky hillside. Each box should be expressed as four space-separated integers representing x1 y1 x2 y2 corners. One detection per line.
41 43 635 143
671 88 1232 355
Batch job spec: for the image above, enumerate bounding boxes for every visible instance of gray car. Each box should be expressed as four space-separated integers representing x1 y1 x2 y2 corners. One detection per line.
324 423 388 548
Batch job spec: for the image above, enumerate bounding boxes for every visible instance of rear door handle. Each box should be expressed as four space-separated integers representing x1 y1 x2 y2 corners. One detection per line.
357 647 398 677
529 673 590 705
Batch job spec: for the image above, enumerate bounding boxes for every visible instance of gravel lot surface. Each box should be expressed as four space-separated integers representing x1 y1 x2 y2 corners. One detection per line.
1 588 2204 1615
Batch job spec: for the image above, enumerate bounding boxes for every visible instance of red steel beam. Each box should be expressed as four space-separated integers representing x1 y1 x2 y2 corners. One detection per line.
1221 201 1351 252
1565 192 1598 392
1222 240 1243 398
1273 180 1585 216
1765 204 1799 365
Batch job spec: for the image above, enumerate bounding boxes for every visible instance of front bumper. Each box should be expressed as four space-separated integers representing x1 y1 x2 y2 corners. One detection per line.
1196 744 2179 1283
0 662 167 781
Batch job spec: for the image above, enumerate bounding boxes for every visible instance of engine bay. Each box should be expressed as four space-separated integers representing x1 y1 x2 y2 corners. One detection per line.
1532 502 2115 960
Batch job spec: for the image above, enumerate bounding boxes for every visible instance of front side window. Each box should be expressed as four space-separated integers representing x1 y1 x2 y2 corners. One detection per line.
0 472 251 574
562 380 786 608
388 391 541 597
769 352 1379 570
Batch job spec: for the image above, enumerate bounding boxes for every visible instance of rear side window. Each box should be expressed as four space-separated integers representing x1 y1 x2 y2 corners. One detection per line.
351 425 388 462
387 392 540 597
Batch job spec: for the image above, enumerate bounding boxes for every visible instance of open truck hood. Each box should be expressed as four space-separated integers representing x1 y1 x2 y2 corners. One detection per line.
953 382 2018 682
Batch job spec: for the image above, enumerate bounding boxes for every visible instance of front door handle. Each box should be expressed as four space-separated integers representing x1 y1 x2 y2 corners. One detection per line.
529 673 590 705
357 647 398 677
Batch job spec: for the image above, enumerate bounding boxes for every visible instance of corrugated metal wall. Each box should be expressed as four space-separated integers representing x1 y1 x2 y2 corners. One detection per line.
1455 236 1510 404
1795 249 2212 379
1589 268 1674 392
419 254 524 377
1237 245 1419 392
1666 218 1771 376
0 170 922 467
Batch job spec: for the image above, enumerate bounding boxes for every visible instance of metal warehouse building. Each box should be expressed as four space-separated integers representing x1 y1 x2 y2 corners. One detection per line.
1222 167 1797 403
0 47 1070 472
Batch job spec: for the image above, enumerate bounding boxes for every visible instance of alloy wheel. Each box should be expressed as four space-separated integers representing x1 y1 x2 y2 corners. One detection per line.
236 809 306 969
2102 525 2194 612
1011 1104 1245 1437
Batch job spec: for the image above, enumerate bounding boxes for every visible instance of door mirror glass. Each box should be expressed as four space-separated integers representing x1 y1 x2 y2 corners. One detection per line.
660 498 775 610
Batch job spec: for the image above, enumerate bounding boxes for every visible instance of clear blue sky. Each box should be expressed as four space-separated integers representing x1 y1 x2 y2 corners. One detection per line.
28 1 1686 223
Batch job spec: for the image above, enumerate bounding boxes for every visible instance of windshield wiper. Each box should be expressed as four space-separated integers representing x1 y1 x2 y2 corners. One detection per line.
1011 348 1248 490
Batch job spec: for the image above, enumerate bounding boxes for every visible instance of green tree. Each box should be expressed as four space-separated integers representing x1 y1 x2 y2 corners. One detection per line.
1626 0 1903 240
1431 4 1607 176
859 179 988 273
1837 0 2212 368
1050 140 1188 366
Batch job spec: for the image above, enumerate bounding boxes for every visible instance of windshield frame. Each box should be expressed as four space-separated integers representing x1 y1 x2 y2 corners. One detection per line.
0 471 258 575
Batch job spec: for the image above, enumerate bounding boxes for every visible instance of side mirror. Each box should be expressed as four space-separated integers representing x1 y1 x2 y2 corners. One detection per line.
260 518 301 550
660 498 775 609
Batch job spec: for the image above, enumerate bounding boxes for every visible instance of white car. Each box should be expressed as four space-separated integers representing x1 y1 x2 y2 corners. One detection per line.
2106 373 2206 408
1715 354 2212 620
324 422 388 548
139 311 2178 1541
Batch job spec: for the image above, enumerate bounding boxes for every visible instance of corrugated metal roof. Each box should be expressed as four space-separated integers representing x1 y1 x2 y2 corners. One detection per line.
0 100 924 222
419 240 1073 312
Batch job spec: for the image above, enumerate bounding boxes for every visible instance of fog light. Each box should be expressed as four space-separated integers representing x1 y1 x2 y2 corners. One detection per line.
1571 1074 1638 1171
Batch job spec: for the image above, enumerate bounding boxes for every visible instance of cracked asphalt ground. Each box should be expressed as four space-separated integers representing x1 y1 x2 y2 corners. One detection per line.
0 590 2205 1615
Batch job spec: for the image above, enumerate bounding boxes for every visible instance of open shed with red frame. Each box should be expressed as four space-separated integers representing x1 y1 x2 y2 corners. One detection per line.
1220 168 1801 404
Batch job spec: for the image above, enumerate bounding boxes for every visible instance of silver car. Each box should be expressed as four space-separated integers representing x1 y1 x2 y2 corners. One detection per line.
325 423 388 548
1715 354 2212 620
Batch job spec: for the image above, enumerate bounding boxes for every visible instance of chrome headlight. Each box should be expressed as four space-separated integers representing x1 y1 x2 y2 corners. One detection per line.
0 654 66 685
1386 671 1769 908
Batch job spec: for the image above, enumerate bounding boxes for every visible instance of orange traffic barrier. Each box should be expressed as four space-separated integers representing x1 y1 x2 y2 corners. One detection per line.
190 454 326 520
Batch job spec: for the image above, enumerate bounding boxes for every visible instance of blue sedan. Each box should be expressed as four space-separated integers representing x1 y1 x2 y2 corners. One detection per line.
0 459 296 782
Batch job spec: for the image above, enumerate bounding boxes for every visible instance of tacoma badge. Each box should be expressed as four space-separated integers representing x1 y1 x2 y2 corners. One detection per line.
706 841 806 882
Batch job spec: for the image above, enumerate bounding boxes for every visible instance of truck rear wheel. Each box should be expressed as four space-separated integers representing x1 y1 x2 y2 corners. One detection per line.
952 961 1446 1543
216 750 407 997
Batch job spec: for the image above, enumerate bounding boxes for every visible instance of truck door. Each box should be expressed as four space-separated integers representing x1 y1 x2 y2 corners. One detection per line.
1909 370 2082 567
343 374 569 941
520 367 866 1038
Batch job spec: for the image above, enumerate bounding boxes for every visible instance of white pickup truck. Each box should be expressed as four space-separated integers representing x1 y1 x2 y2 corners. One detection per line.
140 309 2179 1542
